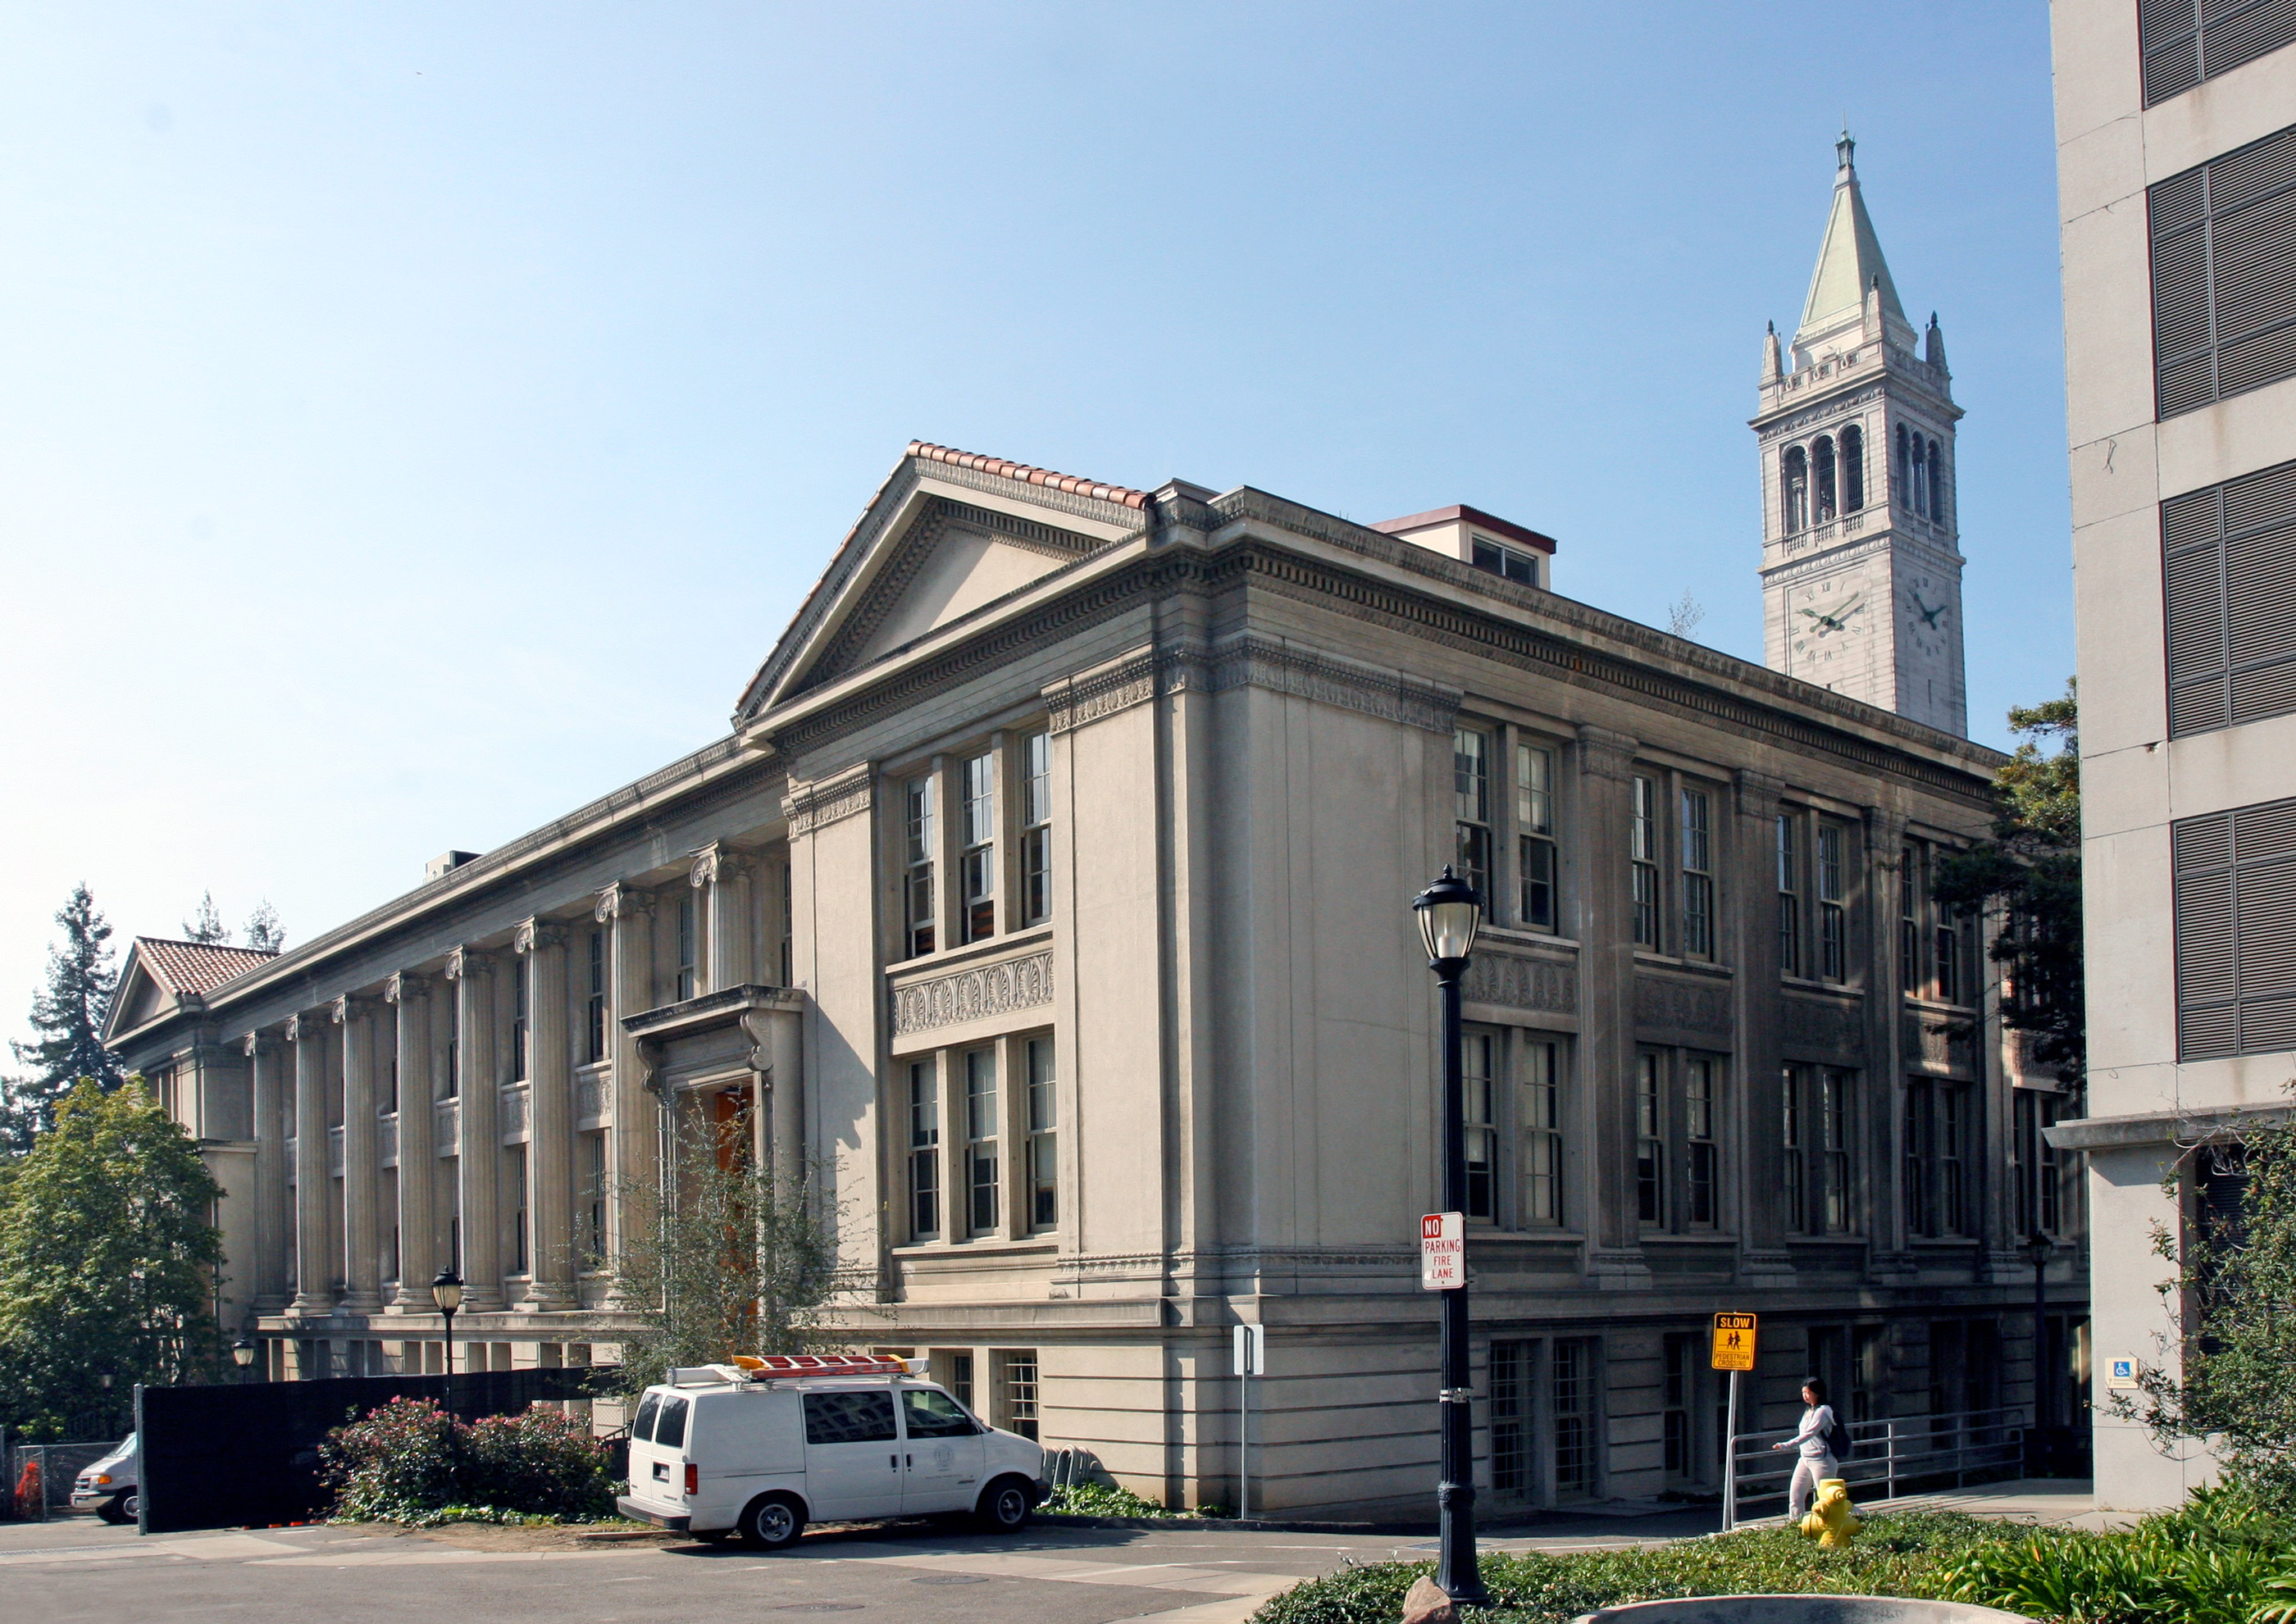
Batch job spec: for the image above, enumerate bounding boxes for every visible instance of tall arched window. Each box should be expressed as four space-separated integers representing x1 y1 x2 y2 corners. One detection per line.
1893 424 1910 505
1783 446 1809 533
1842 425 1865 512
1813 435 1838 523
1911 434 1929 518
1928 438 1947 524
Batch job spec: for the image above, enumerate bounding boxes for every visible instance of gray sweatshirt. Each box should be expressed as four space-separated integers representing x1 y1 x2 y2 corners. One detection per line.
1788 1403 1838 1459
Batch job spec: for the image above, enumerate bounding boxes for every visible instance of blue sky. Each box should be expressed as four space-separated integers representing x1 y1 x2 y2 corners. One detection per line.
0 3 2068 1042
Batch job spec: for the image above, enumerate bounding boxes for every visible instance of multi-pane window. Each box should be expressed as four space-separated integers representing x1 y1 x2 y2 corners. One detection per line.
959 752 995 944
965 1049 999 1234
585 929 608 1064
2016 1089 2070 1237
1937 912 1965 1004
2175 797 2296 1058
510 955 531 1082
1519 1039 1564 1226
1455 727 1492 899
1662 1332 1693 1478
778 857 794 985
444 994 459 1099
1020 731 1052 926
908 1061 941 1240
904 776 937 958
2141 0 2296 104
1817 822 1847 982
2151 125 2296 417
1463 1029 1498 1221
2163 458 2296 737
508 1144 529 1274
675 895 699 1000
1635 1053 1665 1226
1778 815 1802 974
1680 787 1715 959
1489 1340 1533 1497
1782 1065 1807 1233
583 1132 607 1262
1630 776 1660 948
1684 1057 1719 1228
1553 1340 1592 1495
1517 743 1557 930
1905 1079 1970 1238
1820 1067 1851 1233
1470 534 1542 585
996 1350 1040 1441
1026 1036 1057 1230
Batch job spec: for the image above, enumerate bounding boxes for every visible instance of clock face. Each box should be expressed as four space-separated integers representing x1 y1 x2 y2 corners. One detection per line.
1790 580 1870 664
1902 578 1951 657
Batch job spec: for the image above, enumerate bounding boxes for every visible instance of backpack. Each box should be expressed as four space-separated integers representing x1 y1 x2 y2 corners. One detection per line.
1828 1417 1856 1462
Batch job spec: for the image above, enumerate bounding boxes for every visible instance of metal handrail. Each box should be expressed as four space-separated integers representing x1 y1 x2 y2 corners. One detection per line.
1723 1406 2027 1530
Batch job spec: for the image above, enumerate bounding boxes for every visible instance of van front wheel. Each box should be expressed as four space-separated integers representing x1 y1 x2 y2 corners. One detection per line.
739 1494 806 1552
973 1476 1033 1533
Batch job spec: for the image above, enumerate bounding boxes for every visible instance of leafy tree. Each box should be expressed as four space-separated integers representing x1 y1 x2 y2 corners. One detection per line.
605 1108 839 1395
242 901 283 953
182 892 229 944
1933 680 2083 1087
2 885 125 1151
0 1079 225 1438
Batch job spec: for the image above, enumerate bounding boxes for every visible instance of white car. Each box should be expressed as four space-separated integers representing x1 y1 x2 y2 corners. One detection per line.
614 1355 1044 1550
69 1435 138 1524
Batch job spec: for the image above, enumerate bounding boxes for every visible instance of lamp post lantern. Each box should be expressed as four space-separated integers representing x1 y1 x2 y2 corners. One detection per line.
231 1338 257 1384
431 1267 463 1379
1411 865 1489 1608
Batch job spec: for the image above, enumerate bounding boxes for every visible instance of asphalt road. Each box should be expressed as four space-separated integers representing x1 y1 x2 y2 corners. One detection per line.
0 1510 1692 1624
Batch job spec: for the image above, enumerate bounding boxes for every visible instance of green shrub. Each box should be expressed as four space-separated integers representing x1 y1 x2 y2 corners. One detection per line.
1044 1479 1197 1518
321 1396 621 1526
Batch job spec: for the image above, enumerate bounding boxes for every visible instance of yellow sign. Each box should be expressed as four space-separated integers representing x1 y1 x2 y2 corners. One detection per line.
1711 1311 1757 1372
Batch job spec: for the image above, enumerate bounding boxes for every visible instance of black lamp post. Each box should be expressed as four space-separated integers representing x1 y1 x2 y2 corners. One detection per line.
1412 866 1490 1608
231 1338 257 1385
2023 1231 2052 1472
431 1267 463 1379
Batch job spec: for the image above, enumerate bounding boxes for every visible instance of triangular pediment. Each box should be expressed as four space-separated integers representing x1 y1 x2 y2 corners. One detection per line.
103 958 177 1044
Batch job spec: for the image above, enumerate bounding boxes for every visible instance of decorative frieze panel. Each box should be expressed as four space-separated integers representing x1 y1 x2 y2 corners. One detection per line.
435 1099 458 1153
326 1126 344 1179
891 950 1055 1037
1783 996 1865 1056
1904 1009 1977 1073
1635 975 1733 1037
576 1069 611 1126
784 764 873 835
1462 952 1577 1015
378 1113 398 1167
499 1084 530 1141
1042 635 1465 737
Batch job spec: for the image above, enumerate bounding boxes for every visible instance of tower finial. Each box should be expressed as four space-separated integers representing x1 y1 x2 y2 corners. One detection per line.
1837 125 1855 174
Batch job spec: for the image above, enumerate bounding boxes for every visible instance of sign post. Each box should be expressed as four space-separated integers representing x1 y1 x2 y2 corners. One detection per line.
1710 1312 1757 1531
1233 1322 1265 1520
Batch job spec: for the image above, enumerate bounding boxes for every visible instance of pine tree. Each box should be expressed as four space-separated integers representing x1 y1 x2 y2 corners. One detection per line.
2 885 125 1153
182 891 229 944
243 901 283 953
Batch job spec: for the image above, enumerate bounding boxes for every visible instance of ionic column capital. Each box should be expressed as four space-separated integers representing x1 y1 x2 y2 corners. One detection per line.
513 917 567 956
444 944 491 981
690 841 754 888
241 1029 280 1058
383 971 429 1004
330 993 373 1026
283 1009 326 1044
594 881 654 923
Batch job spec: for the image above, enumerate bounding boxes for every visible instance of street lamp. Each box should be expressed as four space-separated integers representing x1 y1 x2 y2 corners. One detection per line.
2023 1231 2053 1472
431 1267 463 1379
231 1339 257 1385
1410 866 1489 1608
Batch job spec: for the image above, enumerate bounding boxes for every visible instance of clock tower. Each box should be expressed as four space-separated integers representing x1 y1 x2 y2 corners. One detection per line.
1753 134 1967 737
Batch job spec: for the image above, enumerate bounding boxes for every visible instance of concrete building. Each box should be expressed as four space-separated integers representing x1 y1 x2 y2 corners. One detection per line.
2048 0 2296 1510
1755 134 1970 738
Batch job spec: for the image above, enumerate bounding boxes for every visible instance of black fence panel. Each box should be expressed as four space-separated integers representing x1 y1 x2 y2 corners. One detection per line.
136 1367 617 1535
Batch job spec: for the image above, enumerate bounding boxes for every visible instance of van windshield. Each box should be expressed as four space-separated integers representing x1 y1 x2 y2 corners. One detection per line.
656 1395 690 1449
631 1393 660 1443
901 1388 977 1438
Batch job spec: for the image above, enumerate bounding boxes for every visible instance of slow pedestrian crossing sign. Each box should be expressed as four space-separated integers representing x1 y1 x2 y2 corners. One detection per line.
1711 1311 1757 1372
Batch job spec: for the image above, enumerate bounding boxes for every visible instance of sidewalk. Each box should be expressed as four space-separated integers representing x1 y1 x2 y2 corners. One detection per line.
1728 1477 2128 1535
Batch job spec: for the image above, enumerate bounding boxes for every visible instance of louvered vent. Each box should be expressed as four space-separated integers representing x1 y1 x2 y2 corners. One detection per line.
2152 124 2296 418
2175 796 2296 1059
2142 0 2296 107
2163 457 2296 736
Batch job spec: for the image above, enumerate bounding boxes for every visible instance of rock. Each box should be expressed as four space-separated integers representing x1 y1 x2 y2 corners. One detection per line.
1402 1574 1458 1624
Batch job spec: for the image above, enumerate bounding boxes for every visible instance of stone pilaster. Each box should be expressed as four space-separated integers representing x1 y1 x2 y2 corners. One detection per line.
1732 769 1794 1279
335 995 384 1313
244 1030 289 1312
1574 723 1650 1288
288 1010 332 1315
385 972 436 1308
447 946 502 1310
692 843 754 993
517 918 576 1309
1864 806 1912 1271
596 882 657 1269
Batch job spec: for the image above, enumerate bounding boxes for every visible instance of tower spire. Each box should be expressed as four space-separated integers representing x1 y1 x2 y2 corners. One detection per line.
1797 134 1907 350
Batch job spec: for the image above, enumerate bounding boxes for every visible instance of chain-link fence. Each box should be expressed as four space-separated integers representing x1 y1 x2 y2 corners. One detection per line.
3 1440 125 1521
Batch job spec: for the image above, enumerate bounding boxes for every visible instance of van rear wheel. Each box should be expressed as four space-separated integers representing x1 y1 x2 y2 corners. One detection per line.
739 1494 805 1552
973 1476 1032 1533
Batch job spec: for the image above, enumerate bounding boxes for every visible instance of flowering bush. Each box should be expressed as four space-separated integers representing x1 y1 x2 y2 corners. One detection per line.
321 1397 619 1526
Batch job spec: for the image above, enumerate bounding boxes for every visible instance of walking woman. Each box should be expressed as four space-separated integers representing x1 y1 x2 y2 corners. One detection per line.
1773 1376 1838 1519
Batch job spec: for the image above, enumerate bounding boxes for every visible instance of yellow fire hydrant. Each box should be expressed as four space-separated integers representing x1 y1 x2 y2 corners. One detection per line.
1797 1477 1861 1547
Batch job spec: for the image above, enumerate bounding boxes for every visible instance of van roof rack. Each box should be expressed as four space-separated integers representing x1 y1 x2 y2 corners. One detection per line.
663 1353 913 1387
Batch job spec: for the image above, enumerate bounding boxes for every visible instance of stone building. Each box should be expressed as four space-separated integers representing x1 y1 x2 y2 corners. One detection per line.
2048 0 2296 1509
106 415 2080 1514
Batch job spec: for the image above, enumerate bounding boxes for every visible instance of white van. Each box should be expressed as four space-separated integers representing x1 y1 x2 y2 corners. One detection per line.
68 1434 138 1523
614 1354 1044 1550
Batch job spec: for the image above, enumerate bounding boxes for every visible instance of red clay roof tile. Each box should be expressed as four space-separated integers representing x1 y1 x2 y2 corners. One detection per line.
133 936 277 997
907 440 1150 510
